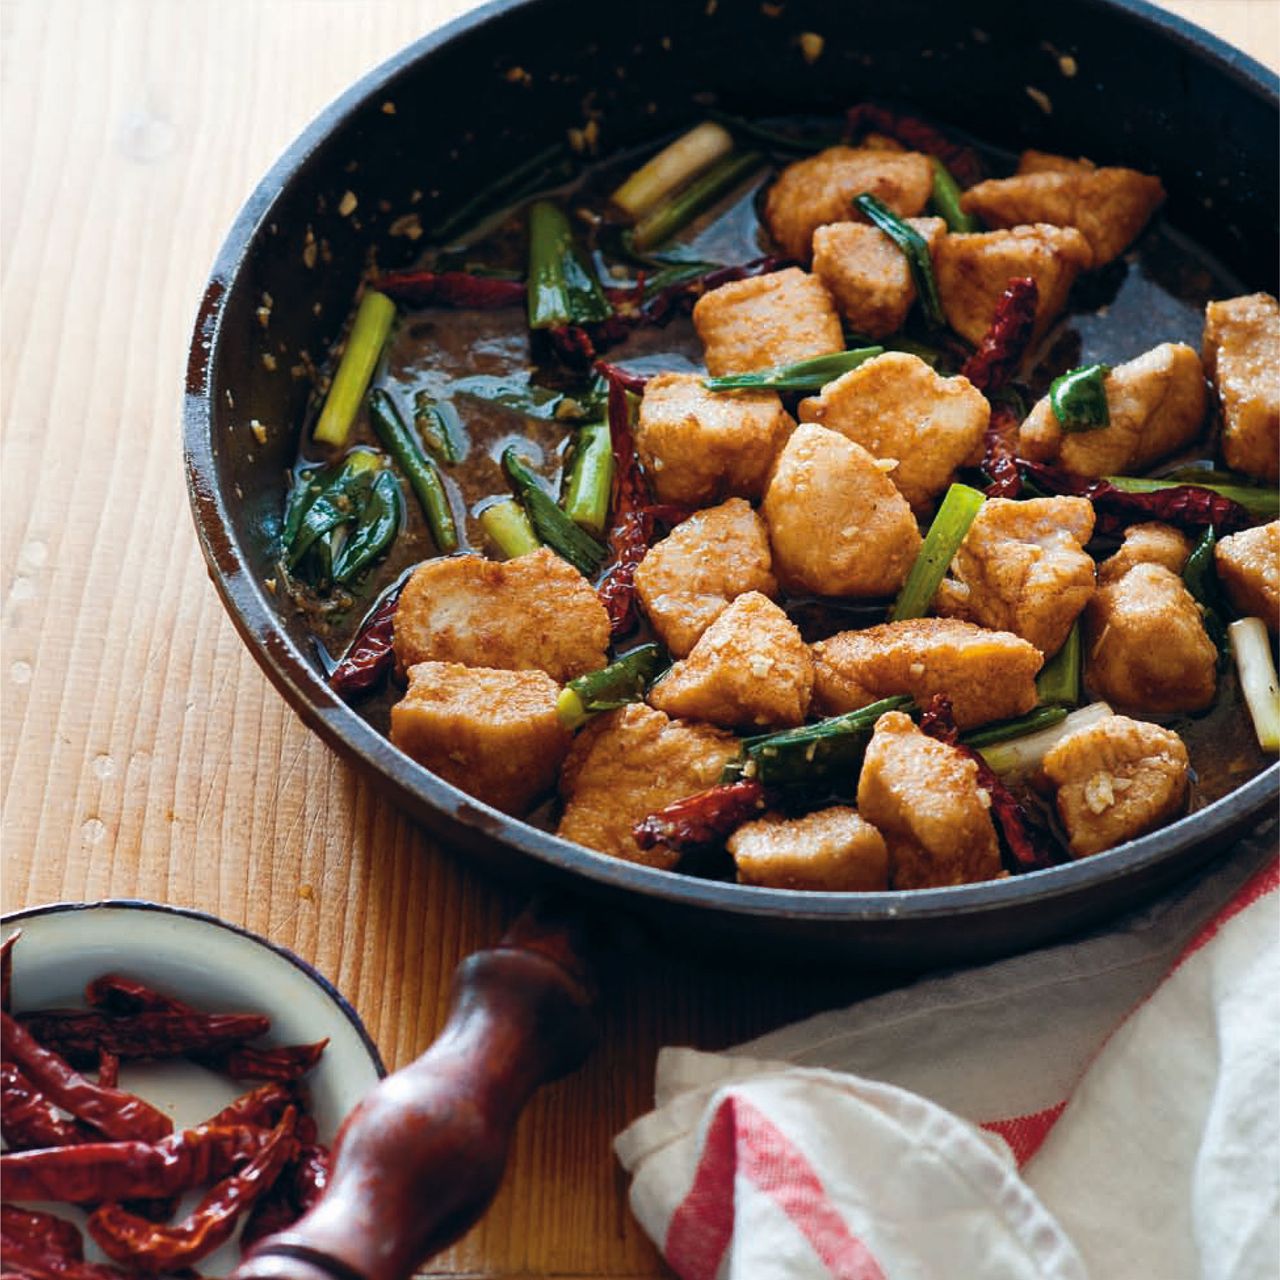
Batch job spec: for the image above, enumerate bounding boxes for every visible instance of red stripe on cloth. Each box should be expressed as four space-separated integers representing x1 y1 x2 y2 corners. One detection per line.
665 1093 886 1280
981 1100 1068 1166
1172 856 1278 973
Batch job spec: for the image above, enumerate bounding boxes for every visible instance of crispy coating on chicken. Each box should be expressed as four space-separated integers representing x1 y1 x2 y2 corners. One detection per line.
856 711 1002 890
1097 522 1192 585
810 217 947 338
934 224 1092 345
649 592 812 729
390 662 571 815
1203 293 1280 483
961 166 1165 267
798 351 988 513
1019 342 1207 476
729 807 889 891
692 268 844 376
811 618 1043 729
761 424 922 598
1041 714 1189 857
556 704 739 870
763 146 934 262
1215 521 1280 632
635 373 794 506
635 499 778 657
393 548 609 682
1016 150 1096 176
1084 563 1217 714
934 497 1096 657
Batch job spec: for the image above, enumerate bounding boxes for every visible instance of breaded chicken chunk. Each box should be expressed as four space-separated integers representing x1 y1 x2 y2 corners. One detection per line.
635 373 794 506
1203 293 1280 483
1084 563 1216 714
811 618 1043 730
811 217 948 337
1041 715 1189 858
797 352 989 512
762 424 922 598
856 711 1002 890
729 807 889 891
960 166 1165 267
634 499 778 657
692 268 844 376
934 497 1096 657
1016 150 1096 176
1019 343 1207 476
394 548 609 683
764 146 934 262
934 224 1092 345
390 662 570 815
1215 521 1280 632
1097 522 1192 585
649 592 812 729
556 704 739 870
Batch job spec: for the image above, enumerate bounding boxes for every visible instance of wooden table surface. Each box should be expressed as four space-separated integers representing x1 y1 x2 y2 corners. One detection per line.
2 2 1276 1275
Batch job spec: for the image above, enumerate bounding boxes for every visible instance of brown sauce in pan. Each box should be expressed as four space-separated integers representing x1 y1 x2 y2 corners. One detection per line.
283 118 1273 832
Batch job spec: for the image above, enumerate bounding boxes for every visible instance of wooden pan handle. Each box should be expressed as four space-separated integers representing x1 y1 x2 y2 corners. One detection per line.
234 899 598 1280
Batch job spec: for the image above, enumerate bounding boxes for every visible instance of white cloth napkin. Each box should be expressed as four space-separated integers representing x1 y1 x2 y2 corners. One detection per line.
616 829 1279 1280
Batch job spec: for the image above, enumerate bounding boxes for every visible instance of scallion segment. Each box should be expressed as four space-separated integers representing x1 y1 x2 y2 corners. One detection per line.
721 694 914 789
852 192 945 328
929 158 978 232
1050 363 1111 432
1105 475 1280 523
557 644 665 730
283 450 381 569
1229 618 1280 752
702 346 883 393
331 470 401 585
961 706 1069 750
479 499 541 560
413 391 465 464
630 150 764 250
526 200 613 330
978 701 1114 777
1035 623 1082 706
502 447 606 577
368 389 458 552
1183 526 1230 657
312 290 396 447
890 483 985 622
563 421 614 539
611 121 735 218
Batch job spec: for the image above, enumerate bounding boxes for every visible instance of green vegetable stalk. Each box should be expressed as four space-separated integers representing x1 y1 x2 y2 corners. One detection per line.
852 192 945 328
1229 618 1280 753
703 346 884 393
890 483 985 622
368 389 458 553
1050 363 1111 432
557 645 665 730
502 447 606 577
929 158 978 233
1182 526 1230 658
1035 623 1082 706
562 421 614 539
526 200 613 330
313 290 397 447
1105 475 1280 523
611 122 735 218
478 499 541 559
629 150 764 251
961 706 1069 750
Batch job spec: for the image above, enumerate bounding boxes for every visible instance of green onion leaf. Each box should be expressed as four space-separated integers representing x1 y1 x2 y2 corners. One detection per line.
1035 623 1082 706
368 389 458 553
1050 363 1111 432
890 482 985 622
703 346 883 393
332 470 402 584
630 150 764 251
563 421 614 539
558 644 665 729
852 192 945 329
502 447 606 577
928 158 979 233
611 122 735 218
313 290 397 447
1183 526 1230 660
284 451 381 569
478 499 542 559
961 706 1069 750
526 200 613 330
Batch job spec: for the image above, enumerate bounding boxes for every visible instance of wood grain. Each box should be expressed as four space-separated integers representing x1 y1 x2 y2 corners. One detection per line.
1 3 1276 1277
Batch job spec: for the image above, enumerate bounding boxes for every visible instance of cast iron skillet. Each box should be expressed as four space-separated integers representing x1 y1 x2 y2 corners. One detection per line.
184 1 1278 1274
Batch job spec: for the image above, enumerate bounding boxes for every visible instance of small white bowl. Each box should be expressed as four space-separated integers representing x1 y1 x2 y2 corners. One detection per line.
2 899 385 1274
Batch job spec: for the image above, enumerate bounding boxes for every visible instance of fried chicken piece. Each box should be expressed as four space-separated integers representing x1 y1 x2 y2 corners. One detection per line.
1203 292 1280 483
729 807 889 891
1215 521 1280 632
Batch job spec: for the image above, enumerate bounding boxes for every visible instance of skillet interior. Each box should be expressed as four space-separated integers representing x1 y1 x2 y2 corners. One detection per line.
185 0 1279 965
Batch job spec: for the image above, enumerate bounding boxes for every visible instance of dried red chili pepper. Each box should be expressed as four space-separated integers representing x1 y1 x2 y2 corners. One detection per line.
1020 462 1253 538
0 1012 171 1143
0 1062 94 1151
238 1139 331 1250
593 359 649 394
95 1049 119 1091
633 780 767 854
1 1204 84 1258
83 974 182 1016
373 269 526 309
290 1142 330 1211
1 1121 276 1203
17 1010 270 1068
981 401 1024 500
238 1178 298 1250
294 1110 319 1146
208 1038 329 1083
204 1082 295 1130
328 584 403 699
1 930 18 1014
0 1205 131 1279
919 696 1057 873
87 1108 296 1272
0 1239 133 1280
845 103 983 187
960 277 1039 395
